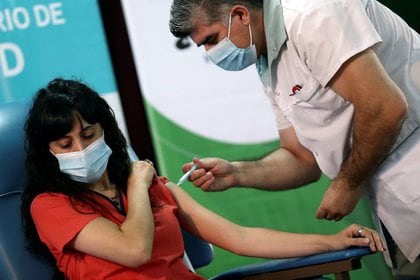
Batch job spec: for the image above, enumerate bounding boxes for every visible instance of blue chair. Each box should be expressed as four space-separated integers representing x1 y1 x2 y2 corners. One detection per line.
0 101 373 279
0 101 55 279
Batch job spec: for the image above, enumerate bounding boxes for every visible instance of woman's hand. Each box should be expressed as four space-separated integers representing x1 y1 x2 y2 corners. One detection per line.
331 224 385 252
128 160 156 191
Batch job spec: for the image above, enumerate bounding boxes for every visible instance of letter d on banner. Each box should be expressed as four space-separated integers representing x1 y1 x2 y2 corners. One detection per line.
0 43 24 77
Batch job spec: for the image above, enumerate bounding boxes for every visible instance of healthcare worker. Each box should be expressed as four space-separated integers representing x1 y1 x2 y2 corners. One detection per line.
169 0 420 278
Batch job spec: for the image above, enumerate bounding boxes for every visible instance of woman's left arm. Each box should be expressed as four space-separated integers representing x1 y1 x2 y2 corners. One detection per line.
165 182 384 258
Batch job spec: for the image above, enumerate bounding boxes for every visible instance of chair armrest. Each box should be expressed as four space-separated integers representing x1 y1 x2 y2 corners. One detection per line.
210 247 373 280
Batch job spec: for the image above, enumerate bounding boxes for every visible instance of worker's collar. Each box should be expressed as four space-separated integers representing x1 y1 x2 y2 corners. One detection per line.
256 0 287 87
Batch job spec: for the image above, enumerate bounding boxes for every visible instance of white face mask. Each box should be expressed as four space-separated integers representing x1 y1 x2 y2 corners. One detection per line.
206 13 257 71
52 135 112 183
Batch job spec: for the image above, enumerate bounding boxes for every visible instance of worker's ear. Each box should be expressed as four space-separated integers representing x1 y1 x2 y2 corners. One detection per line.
230 5 251 26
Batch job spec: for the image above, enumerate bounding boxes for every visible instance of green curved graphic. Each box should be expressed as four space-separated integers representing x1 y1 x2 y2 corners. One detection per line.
143 102 392 279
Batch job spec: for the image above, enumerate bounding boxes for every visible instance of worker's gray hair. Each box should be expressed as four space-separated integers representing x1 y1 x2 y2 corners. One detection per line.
169 0 263 38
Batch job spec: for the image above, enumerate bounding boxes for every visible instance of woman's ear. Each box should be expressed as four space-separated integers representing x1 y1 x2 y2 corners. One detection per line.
230 5 251 26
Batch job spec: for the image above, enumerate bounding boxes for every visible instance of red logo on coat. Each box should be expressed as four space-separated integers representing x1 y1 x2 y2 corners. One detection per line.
290 84 303 96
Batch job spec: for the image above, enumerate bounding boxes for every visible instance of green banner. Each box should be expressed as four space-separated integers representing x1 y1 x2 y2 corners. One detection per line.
144 103 391 279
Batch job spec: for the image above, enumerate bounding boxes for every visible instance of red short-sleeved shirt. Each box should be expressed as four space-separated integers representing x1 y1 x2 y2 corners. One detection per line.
31 176 204 280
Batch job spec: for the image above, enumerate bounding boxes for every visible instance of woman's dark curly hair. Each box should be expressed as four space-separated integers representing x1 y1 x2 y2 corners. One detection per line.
21 78 131 278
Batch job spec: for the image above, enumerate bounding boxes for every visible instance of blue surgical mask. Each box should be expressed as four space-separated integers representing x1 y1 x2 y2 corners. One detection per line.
206 13 257 71
52 134 112 183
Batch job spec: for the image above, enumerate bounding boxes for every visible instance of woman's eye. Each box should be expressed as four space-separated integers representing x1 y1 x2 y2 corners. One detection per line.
83 134 95 139
60 143 71 149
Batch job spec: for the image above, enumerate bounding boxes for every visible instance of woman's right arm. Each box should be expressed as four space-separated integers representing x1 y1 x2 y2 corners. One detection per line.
71 161 155 268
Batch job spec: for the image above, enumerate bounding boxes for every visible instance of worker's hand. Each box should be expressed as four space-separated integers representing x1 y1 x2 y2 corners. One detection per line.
331 224 385 252
316 177 363 221
181 158 236 191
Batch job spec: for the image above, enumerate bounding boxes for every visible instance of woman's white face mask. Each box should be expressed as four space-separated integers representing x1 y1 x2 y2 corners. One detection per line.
51 134 112 183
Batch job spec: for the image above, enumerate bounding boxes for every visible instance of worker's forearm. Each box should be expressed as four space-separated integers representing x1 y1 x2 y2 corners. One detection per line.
337 100 407 188
232 148 321 190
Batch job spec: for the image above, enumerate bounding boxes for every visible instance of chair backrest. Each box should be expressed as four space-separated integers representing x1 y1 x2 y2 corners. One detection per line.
0 101 55 279
0 191 55 279
0 101 28 194
182 230 214 270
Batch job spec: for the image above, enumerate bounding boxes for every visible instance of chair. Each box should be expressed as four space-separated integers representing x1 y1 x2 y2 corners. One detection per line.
0 101 55 279
0 101 373 280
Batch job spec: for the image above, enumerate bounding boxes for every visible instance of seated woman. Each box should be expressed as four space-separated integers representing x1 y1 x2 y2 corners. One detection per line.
21 78 384 280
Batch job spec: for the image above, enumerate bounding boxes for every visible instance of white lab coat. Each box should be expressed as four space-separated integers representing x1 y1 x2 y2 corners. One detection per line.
259 0 420 263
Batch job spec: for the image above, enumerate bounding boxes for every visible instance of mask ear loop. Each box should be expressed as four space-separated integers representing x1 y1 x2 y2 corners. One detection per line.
227 13 232 39
248 23 253 47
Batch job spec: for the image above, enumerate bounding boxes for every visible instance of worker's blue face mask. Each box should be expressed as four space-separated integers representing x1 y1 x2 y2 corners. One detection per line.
206 13 257 71
52 134 112 183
